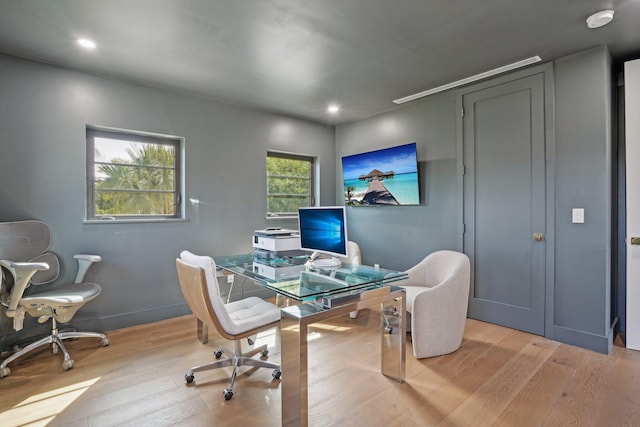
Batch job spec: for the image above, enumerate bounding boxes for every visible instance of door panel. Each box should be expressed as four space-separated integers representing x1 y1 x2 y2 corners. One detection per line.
625 59 640 350
463 74 546 335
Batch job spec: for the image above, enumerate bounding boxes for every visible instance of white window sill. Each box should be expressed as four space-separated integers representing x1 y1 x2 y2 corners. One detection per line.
84 218 189 224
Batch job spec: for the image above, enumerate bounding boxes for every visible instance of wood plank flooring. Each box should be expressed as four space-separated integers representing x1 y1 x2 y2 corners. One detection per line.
1 308 639 426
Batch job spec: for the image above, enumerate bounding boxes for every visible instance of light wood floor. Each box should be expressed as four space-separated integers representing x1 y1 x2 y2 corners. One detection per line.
1 308 639 427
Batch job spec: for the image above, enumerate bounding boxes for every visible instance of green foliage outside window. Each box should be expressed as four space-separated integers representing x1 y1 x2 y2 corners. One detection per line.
95 143 176 216
267 154 313 216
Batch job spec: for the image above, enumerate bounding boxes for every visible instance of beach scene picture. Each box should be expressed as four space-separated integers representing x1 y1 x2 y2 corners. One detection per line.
342 142 420 206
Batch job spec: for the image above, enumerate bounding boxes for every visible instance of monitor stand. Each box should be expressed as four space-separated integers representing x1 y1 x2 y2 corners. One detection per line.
310 257 342 269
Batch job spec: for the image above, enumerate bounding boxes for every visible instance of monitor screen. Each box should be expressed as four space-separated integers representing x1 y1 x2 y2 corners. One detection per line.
297 206 348 259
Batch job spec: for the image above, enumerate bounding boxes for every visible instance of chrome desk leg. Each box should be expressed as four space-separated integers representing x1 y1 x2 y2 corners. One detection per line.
279 288 405 427
281 314 308 427
381 293 405 382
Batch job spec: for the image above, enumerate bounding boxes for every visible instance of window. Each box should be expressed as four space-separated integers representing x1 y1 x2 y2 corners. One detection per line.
266 151 315 218
86 127 183 221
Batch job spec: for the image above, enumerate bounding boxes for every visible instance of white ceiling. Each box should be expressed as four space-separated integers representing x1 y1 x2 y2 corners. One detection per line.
1 0 639 124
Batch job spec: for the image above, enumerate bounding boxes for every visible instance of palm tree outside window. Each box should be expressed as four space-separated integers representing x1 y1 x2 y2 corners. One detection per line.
86 127 183 221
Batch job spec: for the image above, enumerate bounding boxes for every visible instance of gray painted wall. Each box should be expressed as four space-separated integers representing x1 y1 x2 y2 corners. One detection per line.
0 54 335 347
335 94 460 271
335 46 615 353
551 47 613 353
0 46 618 354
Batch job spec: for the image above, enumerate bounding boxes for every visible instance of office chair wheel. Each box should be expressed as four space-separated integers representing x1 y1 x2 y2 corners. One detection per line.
214 350 223 359
62 359 74 371
384 326 393 334
0 367 10 378
185 372 195 383
100 337 110 347
261 349 269 358
272 369 281 380
223 389 233 400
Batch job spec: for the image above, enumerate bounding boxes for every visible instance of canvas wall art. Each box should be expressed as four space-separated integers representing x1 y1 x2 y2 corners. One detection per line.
342 142 419 206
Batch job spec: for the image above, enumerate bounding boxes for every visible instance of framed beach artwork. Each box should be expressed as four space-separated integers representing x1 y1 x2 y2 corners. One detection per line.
342 142 420 206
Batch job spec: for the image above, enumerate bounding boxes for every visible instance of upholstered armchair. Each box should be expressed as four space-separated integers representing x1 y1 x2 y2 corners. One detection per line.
395 250 471 359
338 241 362 319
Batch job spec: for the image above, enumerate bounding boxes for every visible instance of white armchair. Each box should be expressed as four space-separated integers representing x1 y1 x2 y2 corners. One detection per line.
339 241 362 266
338 241 362 319
396 250 471 359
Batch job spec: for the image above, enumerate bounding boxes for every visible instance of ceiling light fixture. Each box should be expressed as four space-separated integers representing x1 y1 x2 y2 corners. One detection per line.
393 56 542 104
586 10 614 29
327 104 340 114
76 38 97 49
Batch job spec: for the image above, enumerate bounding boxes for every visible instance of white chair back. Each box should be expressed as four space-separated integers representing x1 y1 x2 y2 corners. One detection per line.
179 250 234 334
339 241 361 265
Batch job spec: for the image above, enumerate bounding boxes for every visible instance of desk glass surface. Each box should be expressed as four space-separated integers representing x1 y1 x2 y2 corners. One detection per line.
213 253 407 301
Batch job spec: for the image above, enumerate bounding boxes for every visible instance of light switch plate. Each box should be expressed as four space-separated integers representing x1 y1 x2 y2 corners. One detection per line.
572 208 585 223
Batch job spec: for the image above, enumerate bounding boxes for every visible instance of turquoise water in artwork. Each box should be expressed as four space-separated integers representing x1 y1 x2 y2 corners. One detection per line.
343 172 419 205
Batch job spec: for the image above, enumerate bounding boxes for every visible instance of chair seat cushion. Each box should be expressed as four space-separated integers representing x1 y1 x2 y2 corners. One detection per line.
22 282 102 306
399 285 427 314
225 296 281 335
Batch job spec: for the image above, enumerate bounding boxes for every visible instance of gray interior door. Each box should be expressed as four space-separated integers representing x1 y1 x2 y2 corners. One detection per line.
463 73 546 335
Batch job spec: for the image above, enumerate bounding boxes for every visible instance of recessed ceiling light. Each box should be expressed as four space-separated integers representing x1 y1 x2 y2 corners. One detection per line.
586 10 614 29
76 38 97 49
327 105 340 114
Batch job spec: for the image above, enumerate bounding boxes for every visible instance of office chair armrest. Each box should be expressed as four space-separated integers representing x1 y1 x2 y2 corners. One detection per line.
73 254 102 283
0 259 50 314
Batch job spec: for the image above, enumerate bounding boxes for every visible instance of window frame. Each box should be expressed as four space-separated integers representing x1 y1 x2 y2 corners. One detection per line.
85 126 184 222
266 151 317 219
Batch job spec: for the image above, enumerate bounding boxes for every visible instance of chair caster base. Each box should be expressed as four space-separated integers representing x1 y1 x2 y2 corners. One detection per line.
223 389 233 400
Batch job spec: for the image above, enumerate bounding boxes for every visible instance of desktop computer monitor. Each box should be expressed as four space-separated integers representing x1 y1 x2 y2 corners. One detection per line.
297 206 348 268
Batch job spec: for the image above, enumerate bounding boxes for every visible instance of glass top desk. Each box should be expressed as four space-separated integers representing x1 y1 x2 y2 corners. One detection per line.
214 253 408 427
214 252 407 302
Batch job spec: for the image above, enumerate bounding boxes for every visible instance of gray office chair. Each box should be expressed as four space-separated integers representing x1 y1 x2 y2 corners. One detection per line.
0 220 109 378
176 250 281 400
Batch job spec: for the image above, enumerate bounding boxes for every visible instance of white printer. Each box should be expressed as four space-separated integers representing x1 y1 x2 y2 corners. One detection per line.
252 228 307 280
252 228 301 252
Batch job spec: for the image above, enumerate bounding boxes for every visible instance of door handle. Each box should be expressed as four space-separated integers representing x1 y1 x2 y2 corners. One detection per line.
533 233 544 242
631 237 640 245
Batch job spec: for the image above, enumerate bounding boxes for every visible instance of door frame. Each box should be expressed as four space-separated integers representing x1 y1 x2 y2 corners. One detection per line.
455 63 555 338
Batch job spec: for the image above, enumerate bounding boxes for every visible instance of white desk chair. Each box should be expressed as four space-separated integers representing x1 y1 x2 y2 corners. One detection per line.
176 250 281 400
